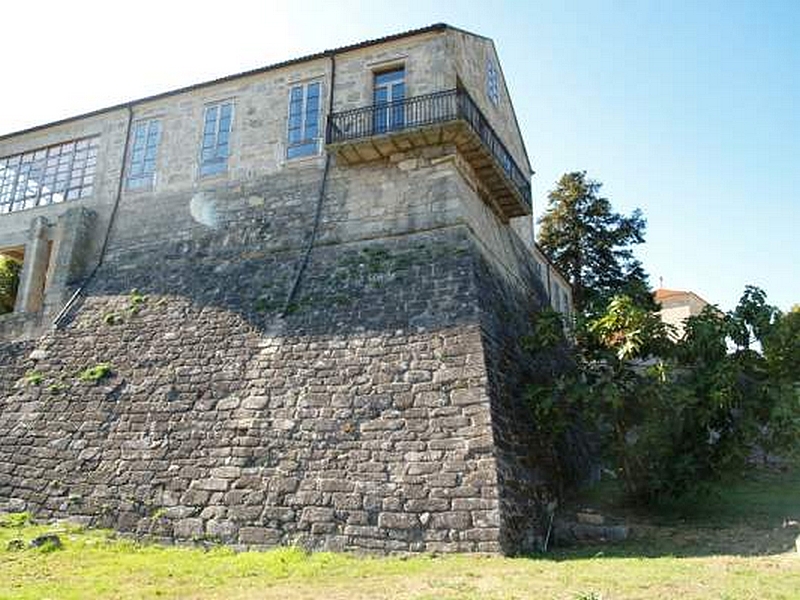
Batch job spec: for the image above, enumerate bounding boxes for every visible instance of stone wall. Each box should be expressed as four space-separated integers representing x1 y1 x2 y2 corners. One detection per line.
0 25 570 554
0 222 525 553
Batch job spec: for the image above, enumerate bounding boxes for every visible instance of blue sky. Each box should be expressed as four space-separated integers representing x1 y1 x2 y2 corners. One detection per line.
1 1 797 311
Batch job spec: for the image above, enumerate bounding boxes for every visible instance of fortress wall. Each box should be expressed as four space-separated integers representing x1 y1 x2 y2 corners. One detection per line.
0 224 506 553
0 148 558 555
0 153 523 553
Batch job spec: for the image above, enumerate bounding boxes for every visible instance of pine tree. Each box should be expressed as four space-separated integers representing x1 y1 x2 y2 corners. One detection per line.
538 171 651 312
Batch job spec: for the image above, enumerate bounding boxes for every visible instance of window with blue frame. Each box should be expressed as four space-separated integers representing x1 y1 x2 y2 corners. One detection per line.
373 68 405 134
127 119 161 190
287 81 321 159
200 101 233 176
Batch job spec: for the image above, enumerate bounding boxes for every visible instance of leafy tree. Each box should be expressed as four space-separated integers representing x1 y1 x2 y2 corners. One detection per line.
0 255 21 315
528 287 800 505
537 171 651 312
764 305 800 383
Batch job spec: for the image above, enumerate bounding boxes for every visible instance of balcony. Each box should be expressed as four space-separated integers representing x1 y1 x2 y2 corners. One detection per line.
326 89 532 220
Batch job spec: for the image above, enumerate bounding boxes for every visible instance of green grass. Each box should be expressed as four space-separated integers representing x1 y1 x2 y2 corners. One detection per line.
1 467 799 599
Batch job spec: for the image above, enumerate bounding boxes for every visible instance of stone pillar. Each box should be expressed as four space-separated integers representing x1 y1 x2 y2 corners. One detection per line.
14 217 51 314
42 207 97 317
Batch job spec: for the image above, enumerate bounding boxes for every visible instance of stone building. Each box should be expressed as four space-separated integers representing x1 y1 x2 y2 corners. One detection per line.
0 24 572 554
654 288 711 339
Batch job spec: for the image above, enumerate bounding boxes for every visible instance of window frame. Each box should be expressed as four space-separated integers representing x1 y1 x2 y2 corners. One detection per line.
286 80 323 160
0 136 99 214
126 118 162 191
199 100 235 178
486 59 500 106
372 66 406 134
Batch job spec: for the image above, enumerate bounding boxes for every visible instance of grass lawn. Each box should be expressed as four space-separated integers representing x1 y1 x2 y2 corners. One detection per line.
1 466 799 600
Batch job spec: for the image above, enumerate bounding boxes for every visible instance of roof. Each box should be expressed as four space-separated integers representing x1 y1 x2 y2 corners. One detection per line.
654 288 711 306
1 23 483 142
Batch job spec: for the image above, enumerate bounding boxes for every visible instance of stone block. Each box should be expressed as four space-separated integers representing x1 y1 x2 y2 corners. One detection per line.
194 478 229 492
239 527 282 545
173 518 204 539
430 511 471 530
378 512 419 530
300 507 335 523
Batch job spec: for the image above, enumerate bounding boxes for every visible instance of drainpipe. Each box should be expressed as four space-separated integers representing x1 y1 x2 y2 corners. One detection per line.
545 262 552 307
52 105 134 329
282 53 336 315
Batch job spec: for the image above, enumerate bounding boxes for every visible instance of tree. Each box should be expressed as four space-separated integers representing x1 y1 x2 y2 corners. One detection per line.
0 255 21 315
528 287 800 504
537 171 651 312
762 304 800 384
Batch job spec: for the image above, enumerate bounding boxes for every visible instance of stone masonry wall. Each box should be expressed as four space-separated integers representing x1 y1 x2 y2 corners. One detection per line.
0 223 512 553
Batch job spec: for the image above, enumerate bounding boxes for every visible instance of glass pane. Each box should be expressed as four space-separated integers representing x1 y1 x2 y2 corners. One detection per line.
373 87 388 105
305 122 318 139
374 68 404 86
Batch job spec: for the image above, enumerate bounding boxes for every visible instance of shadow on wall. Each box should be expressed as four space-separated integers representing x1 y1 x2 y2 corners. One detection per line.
0 223 528 553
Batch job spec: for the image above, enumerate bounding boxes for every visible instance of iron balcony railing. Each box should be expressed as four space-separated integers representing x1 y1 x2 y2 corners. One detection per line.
326 89 531 210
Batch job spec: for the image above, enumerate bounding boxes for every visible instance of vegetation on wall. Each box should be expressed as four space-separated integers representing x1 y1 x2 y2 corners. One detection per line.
0 255 21 315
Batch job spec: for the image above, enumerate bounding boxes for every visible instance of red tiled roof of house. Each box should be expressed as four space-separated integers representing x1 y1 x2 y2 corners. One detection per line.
653 288 711 306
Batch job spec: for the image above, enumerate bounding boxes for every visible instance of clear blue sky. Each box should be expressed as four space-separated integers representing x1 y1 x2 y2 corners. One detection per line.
2 1 797 311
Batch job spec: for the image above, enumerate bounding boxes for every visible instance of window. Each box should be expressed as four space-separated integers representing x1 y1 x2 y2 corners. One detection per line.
0 136 99 214
200 101 233 177
287 81 321 159
373 68 405 134
486 60 499 106
127 119 161 190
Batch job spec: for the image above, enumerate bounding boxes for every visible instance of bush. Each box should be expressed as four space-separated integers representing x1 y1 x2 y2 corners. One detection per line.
78 363 113 383
528 287 800 505
0 255 21 315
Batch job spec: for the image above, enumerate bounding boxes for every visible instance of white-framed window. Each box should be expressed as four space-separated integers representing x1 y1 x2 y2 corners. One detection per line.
0 136 99 213
200 101 233 177
373 67 405 133
127 119 161 190
287 81 321 159
486 59 499 106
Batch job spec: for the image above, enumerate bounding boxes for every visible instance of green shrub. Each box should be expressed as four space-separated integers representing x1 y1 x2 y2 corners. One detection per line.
529 287 800 505
0 255 21 315
22 370 44 386
78 363 113 383
103 312 123 325
128 289 148 315
0 512 32 528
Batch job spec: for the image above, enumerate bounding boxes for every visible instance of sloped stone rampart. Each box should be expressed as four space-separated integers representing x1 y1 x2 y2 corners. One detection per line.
0 227 522 552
